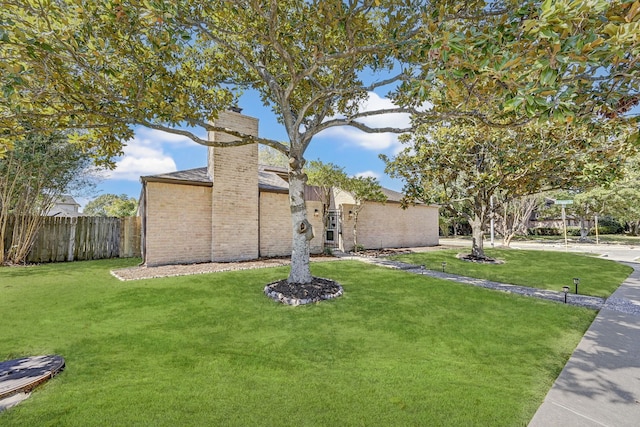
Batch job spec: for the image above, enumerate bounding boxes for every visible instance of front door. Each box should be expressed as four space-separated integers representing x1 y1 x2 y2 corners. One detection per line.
325 210 340 248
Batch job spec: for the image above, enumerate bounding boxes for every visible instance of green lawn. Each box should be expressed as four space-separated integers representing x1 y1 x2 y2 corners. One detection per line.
391 249 632 298
1 258 597 426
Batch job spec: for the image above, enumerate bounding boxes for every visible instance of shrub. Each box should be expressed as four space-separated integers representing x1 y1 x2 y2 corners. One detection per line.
596 217 624 234
567 226 582 236
593 225 623 235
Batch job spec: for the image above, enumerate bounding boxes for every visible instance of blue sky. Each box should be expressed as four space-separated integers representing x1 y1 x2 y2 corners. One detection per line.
80 90 409 209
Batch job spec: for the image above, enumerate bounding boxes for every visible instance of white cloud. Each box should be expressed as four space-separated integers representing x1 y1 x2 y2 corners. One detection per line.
103 133 179 181
354 170 380 179
355 92 411 129
316 92 411 152
134 127 203 147
319 126 400 151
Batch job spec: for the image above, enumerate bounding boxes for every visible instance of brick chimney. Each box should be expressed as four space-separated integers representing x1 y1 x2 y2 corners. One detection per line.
207 110 259 261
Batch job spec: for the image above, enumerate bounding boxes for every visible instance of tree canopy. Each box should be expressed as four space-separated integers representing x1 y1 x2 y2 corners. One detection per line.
383 119 634 256
306 160 349 208
0 130 97 263
3 1 637 155
83 193 139 217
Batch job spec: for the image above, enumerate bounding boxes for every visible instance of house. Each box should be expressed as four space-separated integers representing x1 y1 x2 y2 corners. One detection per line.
139 110 439 267
46 195 81 217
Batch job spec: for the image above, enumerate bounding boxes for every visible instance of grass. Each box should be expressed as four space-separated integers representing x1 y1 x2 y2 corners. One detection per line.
592 234 640 244
0 258 599 426
454 234 640 245
391 249 632 298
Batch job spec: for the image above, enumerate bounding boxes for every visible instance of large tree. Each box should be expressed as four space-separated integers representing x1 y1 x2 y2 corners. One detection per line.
2 0 420 284
383 120 634 257
84 193 138 217
2 0 638 283
0 131 96 264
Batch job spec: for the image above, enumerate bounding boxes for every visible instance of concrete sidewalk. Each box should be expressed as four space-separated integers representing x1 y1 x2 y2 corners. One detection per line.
528 263 640 426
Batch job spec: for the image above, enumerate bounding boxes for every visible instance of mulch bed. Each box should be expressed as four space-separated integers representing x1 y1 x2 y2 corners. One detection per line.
456 253 504 264
352 248 414 258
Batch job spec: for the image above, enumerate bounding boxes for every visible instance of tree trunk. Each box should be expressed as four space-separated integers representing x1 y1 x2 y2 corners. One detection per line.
470 215 485 258
288 164 314 284
0 205 7 264
579 217 590 241
0 221 5 264
503 232 515 247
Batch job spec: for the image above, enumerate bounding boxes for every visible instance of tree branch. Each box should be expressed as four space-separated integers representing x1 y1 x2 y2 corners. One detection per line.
138 119 290 153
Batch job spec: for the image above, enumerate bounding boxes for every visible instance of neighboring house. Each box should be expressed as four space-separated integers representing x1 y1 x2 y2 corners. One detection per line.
139 110 439 267
46 195 81 217
527 198 581 230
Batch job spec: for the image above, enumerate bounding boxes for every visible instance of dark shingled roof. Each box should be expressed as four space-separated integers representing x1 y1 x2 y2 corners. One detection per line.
380 187 404 203
143 167 211 185
141 165 404 201
258 167 289 193
141 165 289 193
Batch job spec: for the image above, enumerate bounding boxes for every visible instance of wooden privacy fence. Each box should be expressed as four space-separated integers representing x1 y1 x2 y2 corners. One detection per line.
4 216 141 263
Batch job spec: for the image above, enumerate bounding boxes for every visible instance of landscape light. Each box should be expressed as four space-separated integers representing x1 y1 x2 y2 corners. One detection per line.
563 286 570 304
441 262 447 272
573 277 580 294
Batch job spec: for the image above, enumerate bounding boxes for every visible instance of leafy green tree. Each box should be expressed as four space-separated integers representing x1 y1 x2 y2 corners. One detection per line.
383 120 632 257
258 145 289 168
571 156 640 236
305 160 348 238
396 0 639 133
0 131 96 264
305 161 386 250
84 194 138 217
2 0 638 282
2 0 420 284
342 175 387 251
599 186 640 236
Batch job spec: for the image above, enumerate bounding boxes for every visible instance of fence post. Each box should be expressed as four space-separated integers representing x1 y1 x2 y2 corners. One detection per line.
67 217 77 261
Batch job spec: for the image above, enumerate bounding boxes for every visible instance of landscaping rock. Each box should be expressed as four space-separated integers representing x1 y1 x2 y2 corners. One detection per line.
264 277 344 306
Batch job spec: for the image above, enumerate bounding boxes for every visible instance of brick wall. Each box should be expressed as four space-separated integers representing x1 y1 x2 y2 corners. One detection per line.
340 202 439 251
208 111 260 261
259 191 324 257
144 182 212 266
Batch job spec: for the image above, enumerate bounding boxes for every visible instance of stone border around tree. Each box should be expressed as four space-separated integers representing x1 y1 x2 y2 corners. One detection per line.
264 277 344 306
